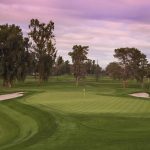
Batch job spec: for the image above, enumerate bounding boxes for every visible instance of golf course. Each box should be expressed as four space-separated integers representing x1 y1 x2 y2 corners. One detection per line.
0 76 150 150
1 0 150 149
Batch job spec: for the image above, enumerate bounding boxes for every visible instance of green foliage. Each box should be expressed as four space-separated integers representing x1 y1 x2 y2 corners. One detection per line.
63 60 71 75
85 59 102 81
53 57 71 76
129 49 148 84
29 19 57 81
114 48 132 82
0 24 27 87
106 62 122 80
69 45 89 86
114 47 148 88
16 37 31 82
55 56 64 76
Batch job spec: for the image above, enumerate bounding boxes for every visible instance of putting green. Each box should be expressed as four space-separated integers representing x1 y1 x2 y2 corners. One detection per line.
25 91 150 115
0 78 150 150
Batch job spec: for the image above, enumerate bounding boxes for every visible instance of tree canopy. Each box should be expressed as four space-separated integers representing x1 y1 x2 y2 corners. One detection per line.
0 24 27 87
68 45 89 86
106 62 122 80
29 19 57 81
114 47 148 88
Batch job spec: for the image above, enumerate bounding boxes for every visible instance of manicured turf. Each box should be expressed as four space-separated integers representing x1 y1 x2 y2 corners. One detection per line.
0 76 150 150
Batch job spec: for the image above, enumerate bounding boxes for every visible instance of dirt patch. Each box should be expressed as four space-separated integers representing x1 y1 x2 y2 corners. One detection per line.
0 92 24 101
129 93 150 98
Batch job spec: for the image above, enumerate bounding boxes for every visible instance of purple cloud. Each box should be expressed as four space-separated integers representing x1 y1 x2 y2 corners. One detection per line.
0 0 150 67
1 0 150 23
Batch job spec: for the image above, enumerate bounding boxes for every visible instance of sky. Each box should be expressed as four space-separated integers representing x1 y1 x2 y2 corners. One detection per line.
0 0 150 68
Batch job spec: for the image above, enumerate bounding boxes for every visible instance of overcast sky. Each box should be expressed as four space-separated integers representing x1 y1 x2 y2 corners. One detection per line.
0 0 150 68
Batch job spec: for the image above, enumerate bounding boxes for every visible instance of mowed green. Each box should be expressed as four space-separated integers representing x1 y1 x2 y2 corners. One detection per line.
0 76 150 150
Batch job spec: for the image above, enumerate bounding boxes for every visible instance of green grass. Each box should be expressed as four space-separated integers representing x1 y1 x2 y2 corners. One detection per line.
0 76 150 150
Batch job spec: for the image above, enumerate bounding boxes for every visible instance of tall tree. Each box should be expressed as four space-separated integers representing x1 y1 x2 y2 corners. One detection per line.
16 37 31 82
29 19 57 82
63 60 70 75
68 45 89 86
0 24 25 87
129 49 148 88
95 61 102 82
55 56 64 77
114 47 148 88
106 62 122 80
85 59 102 81
114 48 133 88
85 59 93 75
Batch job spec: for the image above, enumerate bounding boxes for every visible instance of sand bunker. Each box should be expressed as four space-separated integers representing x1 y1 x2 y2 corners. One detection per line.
129 92 150 98
0 92 24 101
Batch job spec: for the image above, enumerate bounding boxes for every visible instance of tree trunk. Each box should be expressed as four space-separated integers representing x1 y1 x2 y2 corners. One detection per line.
39 75 43 84
34 72 37 80
38 62 44 83
123 80 128 88
76 77 79 87
141 79 144 89
96 74 99 82
3 79 12 88
141 82 144 89
148 78 150 84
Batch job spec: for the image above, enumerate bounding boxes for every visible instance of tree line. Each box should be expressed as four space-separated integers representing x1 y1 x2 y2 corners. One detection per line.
0 19 101 87
0 19 149 88
106 48 150 88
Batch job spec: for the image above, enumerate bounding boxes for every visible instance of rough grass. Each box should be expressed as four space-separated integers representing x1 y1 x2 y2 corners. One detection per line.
0 76 150 150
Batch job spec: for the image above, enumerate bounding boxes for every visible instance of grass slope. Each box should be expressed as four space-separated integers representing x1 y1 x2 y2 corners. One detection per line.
0 76 150 150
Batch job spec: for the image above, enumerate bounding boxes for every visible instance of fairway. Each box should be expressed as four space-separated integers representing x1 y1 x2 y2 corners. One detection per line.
0 77 150 150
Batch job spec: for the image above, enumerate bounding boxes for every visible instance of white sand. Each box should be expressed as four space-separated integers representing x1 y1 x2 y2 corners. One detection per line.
0 92 24 101
129 93 150 98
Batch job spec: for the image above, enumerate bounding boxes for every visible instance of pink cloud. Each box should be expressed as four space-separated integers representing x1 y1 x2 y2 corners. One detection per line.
0 0 150 67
